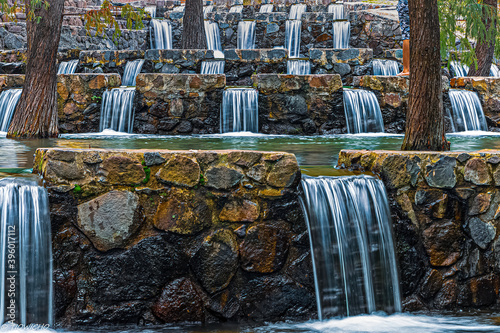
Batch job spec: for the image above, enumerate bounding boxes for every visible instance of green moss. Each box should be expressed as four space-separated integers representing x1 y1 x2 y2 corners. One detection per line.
141 160 151 184
73 185 82 194
199 173 206 186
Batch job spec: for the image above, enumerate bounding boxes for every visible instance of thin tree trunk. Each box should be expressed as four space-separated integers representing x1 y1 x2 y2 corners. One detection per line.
401 0 449 151
7 0 64 138
468 0 497 76
182 0 207 49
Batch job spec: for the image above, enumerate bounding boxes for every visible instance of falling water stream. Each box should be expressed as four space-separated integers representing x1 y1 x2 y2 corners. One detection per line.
0 89 22 133
150 19 173 49
343 89 384 133
57 59 78 74
287 59 311 75
237 21 256 49
289 4 307 20
121 59 144 87
0 178 52 326
285 20 302 58
299 175 401 319
332 21 350 49
372 59 400 76
449 89 488 132
221 88 259 133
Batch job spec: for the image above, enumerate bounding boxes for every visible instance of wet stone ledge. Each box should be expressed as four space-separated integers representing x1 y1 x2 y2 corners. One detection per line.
79 50 146 75
338 150 500 311
134 73 226 134
34 148 315 327
0 49 81 75
253 74 345 135
224 48 287 86
451 77 500 131
143 49 216 74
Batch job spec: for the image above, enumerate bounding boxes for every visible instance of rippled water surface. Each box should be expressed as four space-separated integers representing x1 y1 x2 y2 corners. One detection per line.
2 131 500 176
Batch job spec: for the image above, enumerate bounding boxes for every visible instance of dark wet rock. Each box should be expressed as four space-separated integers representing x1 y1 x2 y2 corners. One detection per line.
434 279 457 309
266 155 300 188
156 155 201 187
423 220 462 266
152 278 206 323
144 152 166 166
457 153 472 163
419 269 443 300
205 166 243 190
99 156 145 185
219 199 260 222
487 156 500 165
191 229 239 294
425 156 457 189
469 193 492 216
467 217 496 250
402 295 426 312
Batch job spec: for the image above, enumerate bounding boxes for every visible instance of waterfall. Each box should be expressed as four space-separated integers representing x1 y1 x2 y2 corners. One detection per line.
287 59 311 75
450 61 469 77
490 64 500 77
289 4 306 20
300 175 401 319
229 5 243 13
205 20 223 52
0 178 53 326
0 89 22 133
372 59 400 76
144 5 156 18
100 87 136 133
328 3 344 20
221 88 258 133
172 5 185 12
57 59 78 74
150 19 173 49
237 21 256 49
201 60 225 74
259 4 273 13
203 5 214 18
121 59 144 87
343 89 384 133
448 89 488 132
332 21 350 49
285 20 302 58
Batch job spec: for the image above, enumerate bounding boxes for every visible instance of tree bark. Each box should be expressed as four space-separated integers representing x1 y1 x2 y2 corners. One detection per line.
401 0 449 151
468 0 497 76
7 0 64 138
182 0 207 49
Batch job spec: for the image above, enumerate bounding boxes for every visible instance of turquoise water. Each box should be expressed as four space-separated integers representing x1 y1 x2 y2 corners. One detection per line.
2 131 500 176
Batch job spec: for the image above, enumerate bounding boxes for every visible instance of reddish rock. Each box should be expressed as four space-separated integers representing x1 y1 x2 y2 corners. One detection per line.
464 158 492 185
434 279 457 309
152 278 206 323
420 269 444 299
266 155 300 188
423 220 462 266
469 193 492 215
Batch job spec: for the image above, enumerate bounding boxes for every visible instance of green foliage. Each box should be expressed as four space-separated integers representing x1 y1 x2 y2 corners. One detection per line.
141 160 151 184
199 173 206 186
439 0 499 69
83 0 145 42
73 184 82 193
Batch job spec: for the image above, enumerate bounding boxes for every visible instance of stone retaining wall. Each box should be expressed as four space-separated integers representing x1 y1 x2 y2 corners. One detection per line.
225 49 287 86
143 49 216 74
254 73 345 134
451 77 500 131
134 73 226 134
338 150 500 311
79 50 145 75
34 148 315 327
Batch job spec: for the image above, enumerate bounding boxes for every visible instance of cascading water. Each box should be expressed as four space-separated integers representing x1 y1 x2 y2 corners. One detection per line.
144 5 156 18
205 20 222 52
332 21 350 49
328 3 344 20
450 61 469 77
100 88 136 133
448 89 488 132
299 175 401 320
229 5 243 13
289 3 306 20
150 19 173 49
287 59 311 75
285 20 302 58
172 5 185 12
490 64 500 77
221 88 258 133
0 178 53 326
201 60 225 74
237 21 256 49
0 89 22 133
259 4 273 13
372 59 400 76
57 59 78 74
343 89 384 133
121 59 144 87
203 5 214 18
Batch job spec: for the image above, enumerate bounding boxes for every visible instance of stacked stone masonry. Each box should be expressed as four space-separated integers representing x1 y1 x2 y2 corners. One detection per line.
34 148 315 327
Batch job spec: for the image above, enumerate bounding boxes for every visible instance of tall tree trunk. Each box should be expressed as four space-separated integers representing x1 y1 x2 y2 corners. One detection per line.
401 0 449 151
182 0 207 49
7 0 64 138
468 0 497 76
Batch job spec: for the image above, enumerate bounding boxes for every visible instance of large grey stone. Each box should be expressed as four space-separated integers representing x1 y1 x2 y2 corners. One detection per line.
77 191 140 252
205 166 243 190
468 217 496 250
425 156 457 189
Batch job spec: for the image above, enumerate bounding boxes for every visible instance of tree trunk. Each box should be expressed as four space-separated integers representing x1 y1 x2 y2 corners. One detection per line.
7 0 64 138
468 0 497 76
401 0 449 151
182 0 207 49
